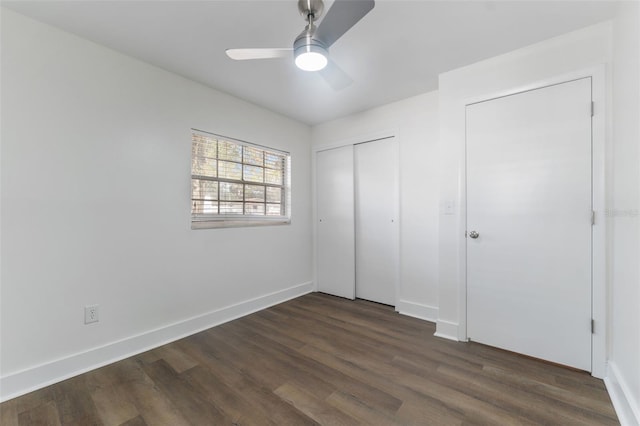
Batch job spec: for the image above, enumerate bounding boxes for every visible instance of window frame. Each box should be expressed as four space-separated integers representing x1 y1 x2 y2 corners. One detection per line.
190 129 291 229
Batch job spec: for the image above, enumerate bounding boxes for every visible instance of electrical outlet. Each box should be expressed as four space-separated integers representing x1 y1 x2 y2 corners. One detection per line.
84 305 99 324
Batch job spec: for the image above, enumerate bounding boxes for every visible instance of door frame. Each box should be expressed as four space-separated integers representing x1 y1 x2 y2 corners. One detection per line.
458 65 606 378
312 129 401 309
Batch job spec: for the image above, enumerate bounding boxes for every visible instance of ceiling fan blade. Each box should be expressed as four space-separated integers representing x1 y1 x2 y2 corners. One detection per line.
319 59 353 91
314 0 375 48
225 48 292 60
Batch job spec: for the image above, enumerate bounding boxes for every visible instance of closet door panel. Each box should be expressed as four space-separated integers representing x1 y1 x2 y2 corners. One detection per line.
355 138 398 306
316 146 355 299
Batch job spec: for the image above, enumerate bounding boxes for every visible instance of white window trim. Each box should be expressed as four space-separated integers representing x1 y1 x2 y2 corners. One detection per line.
190 129 291 229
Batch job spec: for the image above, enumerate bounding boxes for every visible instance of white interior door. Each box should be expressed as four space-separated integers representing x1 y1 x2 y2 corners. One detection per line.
466 78 593 371
317 146 355 299
355 138 398 306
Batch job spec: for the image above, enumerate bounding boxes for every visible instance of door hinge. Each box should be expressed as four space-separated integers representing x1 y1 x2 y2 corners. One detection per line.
591 319 595 334
591 101 595 117
591 210 595 226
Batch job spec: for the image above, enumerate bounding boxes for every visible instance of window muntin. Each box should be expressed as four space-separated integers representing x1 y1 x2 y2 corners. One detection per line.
191 130 290 228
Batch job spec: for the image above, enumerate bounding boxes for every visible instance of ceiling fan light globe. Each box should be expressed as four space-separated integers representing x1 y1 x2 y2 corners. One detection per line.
295 51 328 71
294 44 328 71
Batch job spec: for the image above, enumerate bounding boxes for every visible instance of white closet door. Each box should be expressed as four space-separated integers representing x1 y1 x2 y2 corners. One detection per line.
316 146 355 299
355 138 398 306
466 78 592 371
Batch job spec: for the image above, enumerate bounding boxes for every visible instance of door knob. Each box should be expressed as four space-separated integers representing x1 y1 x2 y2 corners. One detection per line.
469 230 479 239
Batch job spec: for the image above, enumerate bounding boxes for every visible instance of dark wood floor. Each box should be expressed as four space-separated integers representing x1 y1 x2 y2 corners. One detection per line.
1 293 618 425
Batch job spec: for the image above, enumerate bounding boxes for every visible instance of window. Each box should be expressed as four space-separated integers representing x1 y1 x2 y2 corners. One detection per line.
191 130 291 229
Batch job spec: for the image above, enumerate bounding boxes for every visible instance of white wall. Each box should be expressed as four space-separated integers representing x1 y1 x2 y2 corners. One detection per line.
312 92 440 321
607 2 640 424
0 9 312 400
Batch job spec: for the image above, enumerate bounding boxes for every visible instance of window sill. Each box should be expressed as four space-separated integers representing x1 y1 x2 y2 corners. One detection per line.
191 218 291 230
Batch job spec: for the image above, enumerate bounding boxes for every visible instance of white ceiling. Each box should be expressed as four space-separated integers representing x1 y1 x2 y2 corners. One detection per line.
3 0 618 125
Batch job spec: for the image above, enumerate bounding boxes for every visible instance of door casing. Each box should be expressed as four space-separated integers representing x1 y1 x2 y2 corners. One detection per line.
465 77 593 371
458 66 607 378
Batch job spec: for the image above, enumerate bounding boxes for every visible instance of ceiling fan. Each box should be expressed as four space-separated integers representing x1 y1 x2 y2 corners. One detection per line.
225 0 375 90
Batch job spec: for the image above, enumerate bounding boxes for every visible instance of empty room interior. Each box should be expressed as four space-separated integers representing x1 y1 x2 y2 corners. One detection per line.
1 0 639 424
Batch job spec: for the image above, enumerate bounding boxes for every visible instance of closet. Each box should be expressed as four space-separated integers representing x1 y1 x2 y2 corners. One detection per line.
316 137 398 306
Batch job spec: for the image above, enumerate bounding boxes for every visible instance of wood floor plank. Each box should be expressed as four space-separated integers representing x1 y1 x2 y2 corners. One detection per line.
178 338 316 426
118 415 147 426
140 359 229 424
17 400 61 426
296 343 468 423
90 382 139 426
180 364 273 426
1 293 619 425
286 322 523 422
149 344 199 374
435 363 608 425
14 387 55 415
226 318 404 415
325 390 404 425
478 364 617 420
51 377 102 425
0 399 19 426
191 329 291 392
396 399 464 426
118 360 192 426
274 382 359 425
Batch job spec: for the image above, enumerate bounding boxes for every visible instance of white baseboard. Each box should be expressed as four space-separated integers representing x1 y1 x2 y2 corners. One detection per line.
397 300 438 322
434 319 460 341
604 361 640 426
0 281 313 402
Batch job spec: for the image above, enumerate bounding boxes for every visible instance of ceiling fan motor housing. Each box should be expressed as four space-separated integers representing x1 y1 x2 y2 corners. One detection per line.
293 23 329 71
293 24 328 55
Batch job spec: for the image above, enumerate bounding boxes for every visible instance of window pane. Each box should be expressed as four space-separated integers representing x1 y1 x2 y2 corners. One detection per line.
265 153 284 170
245 202 265 215
218 140 242 162
192 199 218 215
192 157 216 178
245 185 265 202
243 146 264 166
266 187 281 203
219 160 242 180
220 202 244 214
266 203 282 216
192 136 217 159
219 182 243 201
265 168 283 185
192 179 218 200
244 165 264 183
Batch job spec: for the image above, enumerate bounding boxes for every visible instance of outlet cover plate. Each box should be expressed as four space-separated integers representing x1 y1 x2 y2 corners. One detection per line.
84 305 99 324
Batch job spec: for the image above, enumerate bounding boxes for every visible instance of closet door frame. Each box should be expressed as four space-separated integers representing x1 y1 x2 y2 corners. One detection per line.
313 130 400 309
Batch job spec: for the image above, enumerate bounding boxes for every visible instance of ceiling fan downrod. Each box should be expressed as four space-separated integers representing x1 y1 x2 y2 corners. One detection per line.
298 0 324 23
